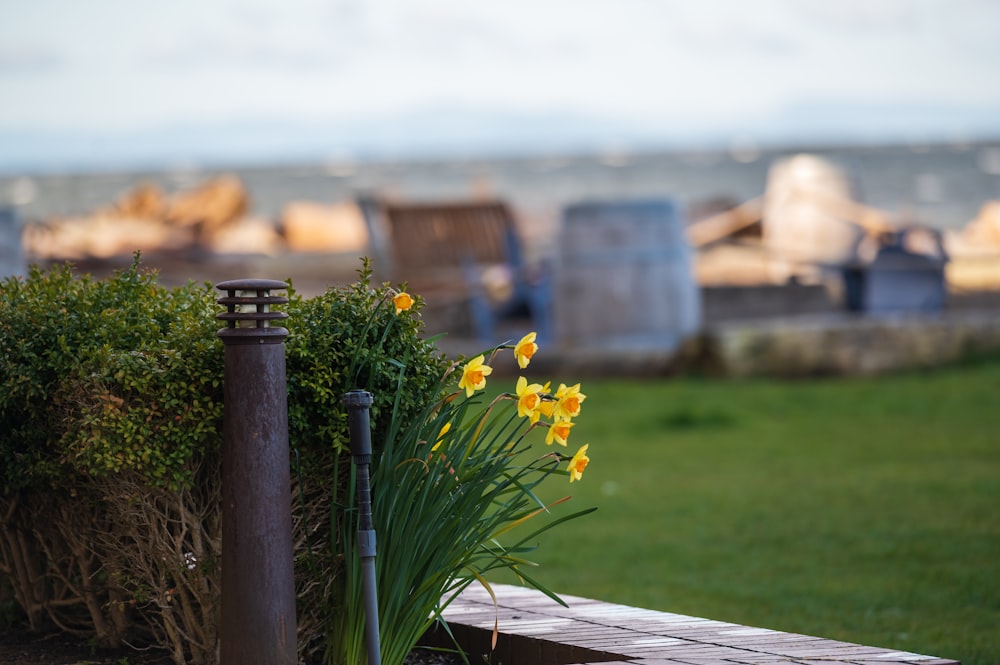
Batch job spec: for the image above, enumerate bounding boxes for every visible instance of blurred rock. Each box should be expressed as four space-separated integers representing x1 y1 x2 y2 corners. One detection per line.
207 216 285 255
166 175 248 236
960 200 1000 246
112 181 167 220
279 200 369 253
944 200 1000 290
23 215 191 260
22 175 255 261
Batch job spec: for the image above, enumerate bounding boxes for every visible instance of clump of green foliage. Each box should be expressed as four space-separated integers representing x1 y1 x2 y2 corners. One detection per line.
0 258 225 656
285 258 447 458
0 258 223 493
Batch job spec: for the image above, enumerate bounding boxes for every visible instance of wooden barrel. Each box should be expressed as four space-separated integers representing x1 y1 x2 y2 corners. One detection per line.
554 199 700 351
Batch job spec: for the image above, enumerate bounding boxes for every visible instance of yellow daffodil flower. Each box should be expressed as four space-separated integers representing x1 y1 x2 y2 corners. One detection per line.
537 398 556 418
432 421 451 452
513 332 538 369
534 381 555 417
458 354 493 397
545 419 574 446
567 444 590 483
515 376 545 424
393 292 414 314
554 383 586 421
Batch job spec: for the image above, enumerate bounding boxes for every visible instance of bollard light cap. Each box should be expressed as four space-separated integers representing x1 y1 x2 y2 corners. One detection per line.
216 278 289 291
343 390 374 408
216 278 289 344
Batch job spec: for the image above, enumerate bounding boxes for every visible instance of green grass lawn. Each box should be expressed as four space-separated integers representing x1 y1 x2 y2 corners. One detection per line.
487 357 1000 665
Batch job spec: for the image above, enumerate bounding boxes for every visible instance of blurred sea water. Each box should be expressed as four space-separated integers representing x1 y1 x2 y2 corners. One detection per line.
3 140 1000 233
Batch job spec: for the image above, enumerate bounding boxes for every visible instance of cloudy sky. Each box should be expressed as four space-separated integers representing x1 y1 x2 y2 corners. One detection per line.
2 0 1000 169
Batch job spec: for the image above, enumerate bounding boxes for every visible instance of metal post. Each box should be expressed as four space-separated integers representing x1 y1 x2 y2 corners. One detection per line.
343 390 382 665
216 279 297 665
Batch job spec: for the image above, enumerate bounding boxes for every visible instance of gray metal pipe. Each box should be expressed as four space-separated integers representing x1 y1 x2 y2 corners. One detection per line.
343 390 382 665
217 279 298 665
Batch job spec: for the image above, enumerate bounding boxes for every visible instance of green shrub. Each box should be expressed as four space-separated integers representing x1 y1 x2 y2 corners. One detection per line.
0 257 225 653
285 258 447 458
0 258 223 492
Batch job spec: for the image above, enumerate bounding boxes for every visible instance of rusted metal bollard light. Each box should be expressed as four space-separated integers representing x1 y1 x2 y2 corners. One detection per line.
216 279 297 665
343 390 382 665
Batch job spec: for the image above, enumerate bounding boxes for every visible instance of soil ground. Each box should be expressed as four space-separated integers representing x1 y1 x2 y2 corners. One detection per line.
0 628 174 664
0 627 462 664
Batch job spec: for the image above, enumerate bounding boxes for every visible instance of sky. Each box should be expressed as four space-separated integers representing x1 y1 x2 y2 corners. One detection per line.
2 0 1000 170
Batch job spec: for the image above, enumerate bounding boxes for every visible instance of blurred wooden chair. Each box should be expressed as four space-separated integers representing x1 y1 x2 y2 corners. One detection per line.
360 197 551 344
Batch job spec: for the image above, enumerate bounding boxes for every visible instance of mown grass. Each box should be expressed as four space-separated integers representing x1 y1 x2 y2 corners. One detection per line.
487 357 1000 665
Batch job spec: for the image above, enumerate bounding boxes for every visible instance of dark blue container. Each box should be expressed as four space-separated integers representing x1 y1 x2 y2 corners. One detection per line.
843 230 947 314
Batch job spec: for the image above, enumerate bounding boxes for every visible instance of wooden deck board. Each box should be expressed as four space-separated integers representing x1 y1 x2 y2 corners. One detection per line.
425 584 961 665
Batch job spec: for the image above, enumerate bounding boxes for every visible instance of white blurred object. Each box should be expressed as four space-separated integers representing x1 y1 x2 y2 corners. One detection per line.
10 177 38 206
762 154 890 282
